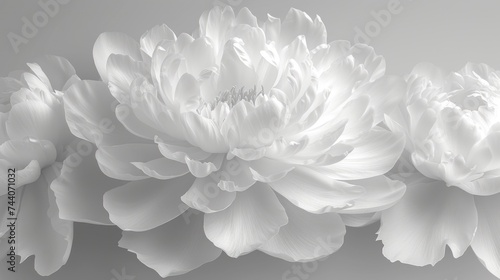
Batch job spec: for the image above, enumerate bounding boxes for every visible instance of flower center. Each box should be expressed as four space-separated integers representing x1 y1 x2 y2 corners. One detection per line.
209 86 265 109
194 86 267 126
449 89 489 111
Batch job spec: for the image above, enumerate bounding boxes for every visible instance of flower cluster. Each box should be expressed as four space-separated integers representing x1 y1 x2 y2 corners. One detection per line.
0 56 78 276
380 62 500 277
0 6 499 279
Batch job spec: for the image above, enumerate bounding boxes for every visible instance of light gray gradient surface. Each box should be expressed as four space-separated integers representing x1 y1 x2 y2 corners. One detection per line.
0 0 498 279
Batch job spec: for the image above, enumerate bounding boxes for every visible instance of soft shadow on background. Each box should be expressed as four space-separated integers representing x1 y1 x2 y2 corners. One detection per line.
1 0 499 279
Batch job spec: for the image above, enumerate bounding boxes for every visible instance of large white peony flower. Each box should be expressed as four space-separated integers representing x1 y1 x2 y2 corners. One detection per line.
62 6 406 277
379 62 500 278
0 56 83 276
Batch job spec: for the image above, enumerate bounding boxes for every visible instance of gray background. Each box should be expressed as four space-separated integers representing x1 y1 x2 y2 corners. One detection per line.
0 0 499 279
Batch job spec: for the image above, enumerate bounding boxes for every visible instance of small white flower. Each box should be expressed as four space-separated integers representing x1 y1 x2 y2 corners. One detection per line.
63 6 406 277
380 62 500 278
0 55 79 276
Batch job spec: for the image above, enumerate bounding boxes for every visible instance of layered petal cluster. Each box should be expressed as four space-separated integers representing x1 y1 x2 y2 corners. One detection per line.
380 62 500 278
63 6 406 277
0 56 80 276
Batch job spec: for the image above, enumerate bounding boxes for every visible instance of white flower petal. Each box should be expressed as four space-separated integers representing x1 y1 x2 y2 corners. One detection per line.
320 60 367 116
471 194 500 278
0 139 56 169
157 49 189 103
51 151 123 225
28 55 76 91
0 112 9 142
460 62 496 80
140 24 176 58
469 131 500 172
198 5 235 54
336 175 406 214
332 95 373 139
215 158 255 192
256 44 280 91
350 44 386 81
224 98 285 150
459 176 500 196
410 152 442 181
237 98 285 149
106 54 149 105
182 37 216 77
262 14 281 43
204 182 288 257
181 176 236 213
265 135 310 159
96 143 163 181
6 100 70 148
280 35 310 65
235 7 258 26
220 100 253 148
132 157 189 180
354 75 406 124
0 195 8 236
378 177 478 266
409 62 446 87
180 111 228 153
296 119 347 158
0 77 23 97
119 213 222 277
149 39 175 94
340 212 381 227
185 153 224 178
279 8 326 49
128 78 185 139
259 196 345 262
321 127 405 180
438 154 482 187
0 159 41 196
437 107 482 157
217 38 258 92
247 157 294 183
155 136 211 163
230 146 267 161
409 107 437 144
64 80 147 146
115 103 169 140
22 71 52 94
93 32 142 82
269 167 365 214
228 24 266 64
16 170 73 276
103 175 195 231
174 73 201 112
